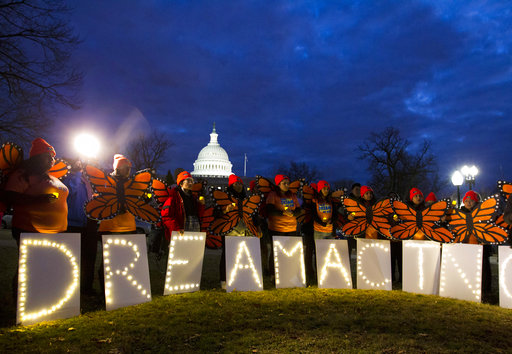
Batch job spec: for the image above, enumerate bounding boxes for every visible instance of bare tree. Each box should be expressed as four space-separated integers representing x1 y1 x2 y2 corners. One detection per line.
126 131 174 172
0 0 82 141
275 161 320 185
358 127 442 198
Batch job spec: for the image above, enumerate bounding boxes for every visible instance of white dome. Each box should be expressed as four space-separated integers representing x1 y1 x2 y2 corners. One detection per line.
192 124 233 177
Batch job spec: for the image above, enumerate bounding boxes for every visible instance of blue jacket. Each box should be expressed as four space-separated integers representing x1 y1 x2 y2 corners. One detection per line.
62 171 91 228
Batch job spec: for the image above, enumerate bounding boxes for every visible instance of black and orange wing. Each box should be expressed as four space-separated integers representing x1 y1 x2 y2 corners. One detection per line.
48 158 71 179
255 176 274 197
472 195 500 223
331 189 344 206
151 178 171 209
340 197 368 237
496 214 512 232
370 198 393 238
190 180 207 198
200 207 222 249
389 200 418 240
498 180 512 200
473 221 509 244
0 142 23 177
447 209 470 243
241 193 263 237
208 189 241 236
84 164 117 195
84 165 119 220
420 200 454 243
301 184 315 204
123 169 159 223
288 179 303 195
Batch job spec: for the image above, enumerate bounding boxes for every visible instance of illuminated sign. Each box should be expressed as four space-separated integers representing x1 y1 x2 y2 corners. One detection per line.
440 243 482 303
164 232 206 295
272 236 305 288
225 236 263 292
356 239 392 290
102 235 152 311
315 239 352 289
17 233 80 325
402 240 440 295
499 246 512 308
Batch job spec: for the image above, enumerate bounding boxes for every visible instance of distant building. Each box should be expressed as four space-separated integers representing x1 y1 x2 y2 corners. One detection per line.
192 123 233 188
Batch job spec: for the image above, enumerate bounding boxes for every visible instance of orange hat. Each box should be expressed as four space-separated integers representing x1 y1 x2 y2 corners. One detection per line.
463 190 480 203
317 180 330 193
275 174 289 185
177 171 192 186
29 138 56 158
360 185 373 198
229 174 243 186
409 188 423 201
425 192 437 203
113 154 132 170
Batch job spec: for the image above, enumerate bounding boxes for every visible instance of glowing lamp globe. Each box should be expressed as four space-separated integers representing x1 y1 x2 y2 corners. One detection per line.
451 171 464 186
74 134 100 158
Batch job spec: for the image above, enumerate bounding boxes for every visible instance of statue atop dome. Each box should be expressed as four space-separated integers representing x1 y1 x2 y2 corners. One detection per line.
191 123 233 178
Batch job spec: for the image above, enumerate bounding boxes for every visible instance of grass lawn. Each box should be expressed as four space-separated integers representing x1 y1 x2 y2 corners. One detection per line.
1 229 511 352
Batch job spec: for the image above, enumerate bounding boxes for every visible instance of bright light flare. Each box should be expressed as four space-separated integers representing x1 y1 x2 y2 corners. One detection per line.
74 133 100 158
451 171 464 186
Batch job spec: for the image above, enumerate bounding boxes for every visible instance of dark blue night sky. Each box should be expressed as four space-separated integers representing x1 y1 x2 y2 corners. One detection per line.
56 0 512 194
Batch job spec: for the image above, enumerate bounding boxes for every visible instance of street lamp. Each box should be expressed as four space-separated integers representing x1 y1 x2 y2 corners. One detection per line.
451 170 464 208
74 133 101 159
461 165 478 190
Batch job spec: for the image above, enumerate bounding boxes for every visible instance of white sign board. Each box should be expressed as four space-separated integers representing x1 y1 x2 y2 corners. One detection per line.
315 239 352 289
102 234 152 311
440 243 482 303
164 231 206 295
272 236 305 288
17 233 81 325
225 236 263 292
402 240 440 295
356 238 392 290
499 246 512 309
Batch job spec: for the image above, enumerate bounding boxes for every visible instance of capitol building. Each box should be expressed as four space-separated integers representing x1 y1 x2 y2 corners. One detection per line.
191 123 233 178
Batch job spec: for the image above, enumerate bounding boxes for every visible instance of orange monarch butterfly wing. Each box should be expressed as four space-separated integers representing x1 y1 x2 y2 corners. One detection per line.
288 179 303 195
84 164 117 195
341 197 368 237
209 189 241 236
473 221 509 244
201 207 222 249
371 198 393 238
190 180 206 198
498 180 512 199
472 196 499 223
301 184 315 204
48 158 71 179
151 178 171 209
84 165 119 220
0 142 23 178
447 209 471 243
496 214 512 231
420 200 454 243
241 194 263 237
123 169 159 223
255 176 274 197
211 188 236 208
389 200 418 240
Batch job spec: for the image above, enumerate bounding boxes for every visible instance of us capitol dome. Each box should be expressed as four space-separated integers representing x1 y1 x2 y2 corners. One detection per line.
191 123 233 178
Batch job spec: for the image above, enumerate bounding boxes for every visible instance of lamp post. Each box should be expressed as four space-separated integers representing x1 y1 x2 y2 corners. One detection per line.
74 133 101 159
451 170 464 208
461 165 478 190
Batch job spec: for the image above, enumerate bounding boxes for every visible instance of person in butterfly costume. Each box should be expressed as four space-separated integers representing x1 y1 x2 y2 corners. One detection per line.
211 174 262 288
161 171 205 241
2 138 69 247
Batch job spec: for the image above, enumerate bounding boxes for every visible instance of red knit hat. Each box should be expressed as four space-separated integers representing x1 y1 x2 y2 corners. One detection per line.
360 185 373 198
29 138 56 158
177 171 192 186
409 188 423 201
275 174 289 185
229 174 242 186
317 180 330 193
425 192 437 203
463 190 480 203
113 154 132 170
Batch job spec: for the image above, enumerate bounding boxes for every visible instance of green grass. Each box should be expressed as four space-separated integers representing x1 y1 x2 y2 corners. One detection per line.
1 288 512 353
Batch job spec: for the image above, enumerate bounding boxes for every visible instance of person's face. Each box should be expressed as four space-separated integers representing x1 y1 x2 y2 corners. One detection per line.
279 179 290 192
43 153 55 170
321 186 329 197
116 165 131 178
363 191 373 201
464 197 477 210
232 181 243 193
181 177 195 190
412 194 423 205
352 186 360 197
